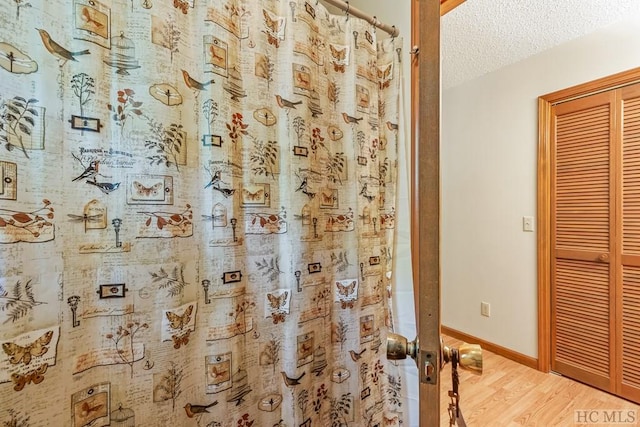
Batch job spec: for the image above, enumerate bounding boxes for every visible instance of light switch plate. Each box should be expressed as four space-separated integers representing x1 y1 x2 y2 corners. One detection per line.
481 301 490 317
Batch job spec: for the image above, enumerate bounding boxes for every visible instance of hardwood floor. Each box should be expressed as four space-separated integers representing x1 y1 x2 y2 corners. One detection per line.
439 336 640 426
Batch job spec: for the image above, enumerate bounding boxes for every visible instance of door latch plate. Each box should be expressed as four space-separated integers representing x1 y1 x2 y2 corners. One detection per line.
420 350 438 384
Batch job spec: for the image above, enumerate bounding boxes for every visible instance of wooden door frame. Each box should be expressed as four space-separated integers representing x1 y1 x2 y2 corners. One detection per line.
409 1 465 424
537 67 640 372
440 0 466 15
411 0 442 424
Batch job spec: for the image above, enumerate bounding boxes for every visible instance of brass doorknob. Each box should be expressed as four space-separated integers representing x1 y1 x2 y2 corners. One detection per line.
386 333 483 374
442 342 483 374
386 332 418 362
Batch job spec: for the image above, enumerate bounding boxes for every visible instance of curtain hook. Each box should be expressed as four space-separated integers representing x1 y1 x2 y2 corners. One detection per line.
345 1 350 20
391 25 397 41
371 15 377 32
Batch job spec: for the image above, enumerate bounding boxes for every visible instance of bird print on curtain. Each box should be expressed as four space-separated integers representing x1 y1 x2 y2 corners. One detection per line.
0 0 404 425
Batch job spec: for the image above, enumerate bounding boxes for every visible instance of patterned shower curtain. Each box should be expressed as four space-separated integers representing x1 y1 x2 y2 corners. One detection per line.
0 0 404 425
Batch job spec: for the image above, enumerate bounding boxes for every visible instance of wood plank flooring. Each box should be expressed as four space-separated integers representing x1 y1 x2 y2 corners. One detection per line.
439 336 640 426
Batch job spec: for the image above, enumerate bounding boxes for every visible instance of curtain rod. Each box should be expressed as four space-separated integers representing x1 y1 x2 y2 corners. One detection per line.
320 0 399 37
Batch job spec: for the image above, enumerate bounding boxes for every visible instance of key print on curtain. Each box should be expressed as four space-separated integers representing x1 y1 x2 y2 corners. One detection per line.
0 0 404 425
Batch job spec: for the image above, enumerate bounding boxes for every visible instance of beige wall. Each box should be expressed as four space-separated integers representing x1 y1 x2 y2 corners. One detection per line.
442 15 640 357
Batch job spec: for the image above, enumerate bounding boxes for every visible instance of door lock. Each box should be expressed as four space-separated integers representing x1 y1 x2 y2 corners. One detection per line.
386 332 483 383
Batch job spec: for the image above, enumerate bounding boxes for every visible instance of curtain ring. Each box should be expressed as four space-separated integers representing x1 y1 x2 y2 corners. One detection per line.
371 16 378 33
391 25 397 40
345 1 350 19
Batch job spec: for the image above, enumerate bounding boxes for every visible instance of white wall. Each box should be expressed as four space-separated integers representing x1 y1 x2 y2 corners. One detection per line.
441 15 640 357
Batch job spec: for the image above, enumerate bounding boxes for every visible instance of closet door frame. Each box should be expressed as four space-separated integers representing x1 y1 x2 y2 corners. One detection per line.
538 67 640 373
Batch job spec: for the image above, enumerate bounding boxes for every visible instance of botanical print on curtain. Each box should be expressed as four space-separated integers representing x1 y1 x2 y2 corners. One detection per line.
0 0 403 425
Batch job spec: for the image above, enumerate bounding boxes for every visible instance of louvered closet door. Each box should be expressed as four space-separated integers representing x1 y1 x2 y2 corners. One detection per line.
620 83 640 401
551 91 616 393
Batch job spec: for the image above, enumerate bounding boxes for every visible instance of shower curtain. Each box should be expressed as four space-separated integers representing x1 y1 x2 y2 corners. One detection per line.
0 0 404 425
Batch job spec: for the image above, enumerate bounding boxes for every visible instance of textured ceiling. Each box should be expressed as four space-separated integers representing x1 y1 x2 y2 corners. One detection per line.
441 0 640 89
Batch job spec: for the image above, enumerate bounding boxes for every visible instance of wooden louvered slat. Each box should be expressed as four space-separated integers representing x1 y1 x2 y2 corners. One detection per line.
622 266 640 389
548 80 640 403
557 113 610 126
557 176 608 185
555 103 610 253
557 135 608 147
557 155 608 165
557 194 608 203
558 117 610 129
557 138 611 149
556 129 609 141
622 92 640 399
551 93 613 394
557 178 609 186
556 108 609 124
557 118 609 128
556 134 610 146
554 259 610 377
623 96 640 255
557 124 609 133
